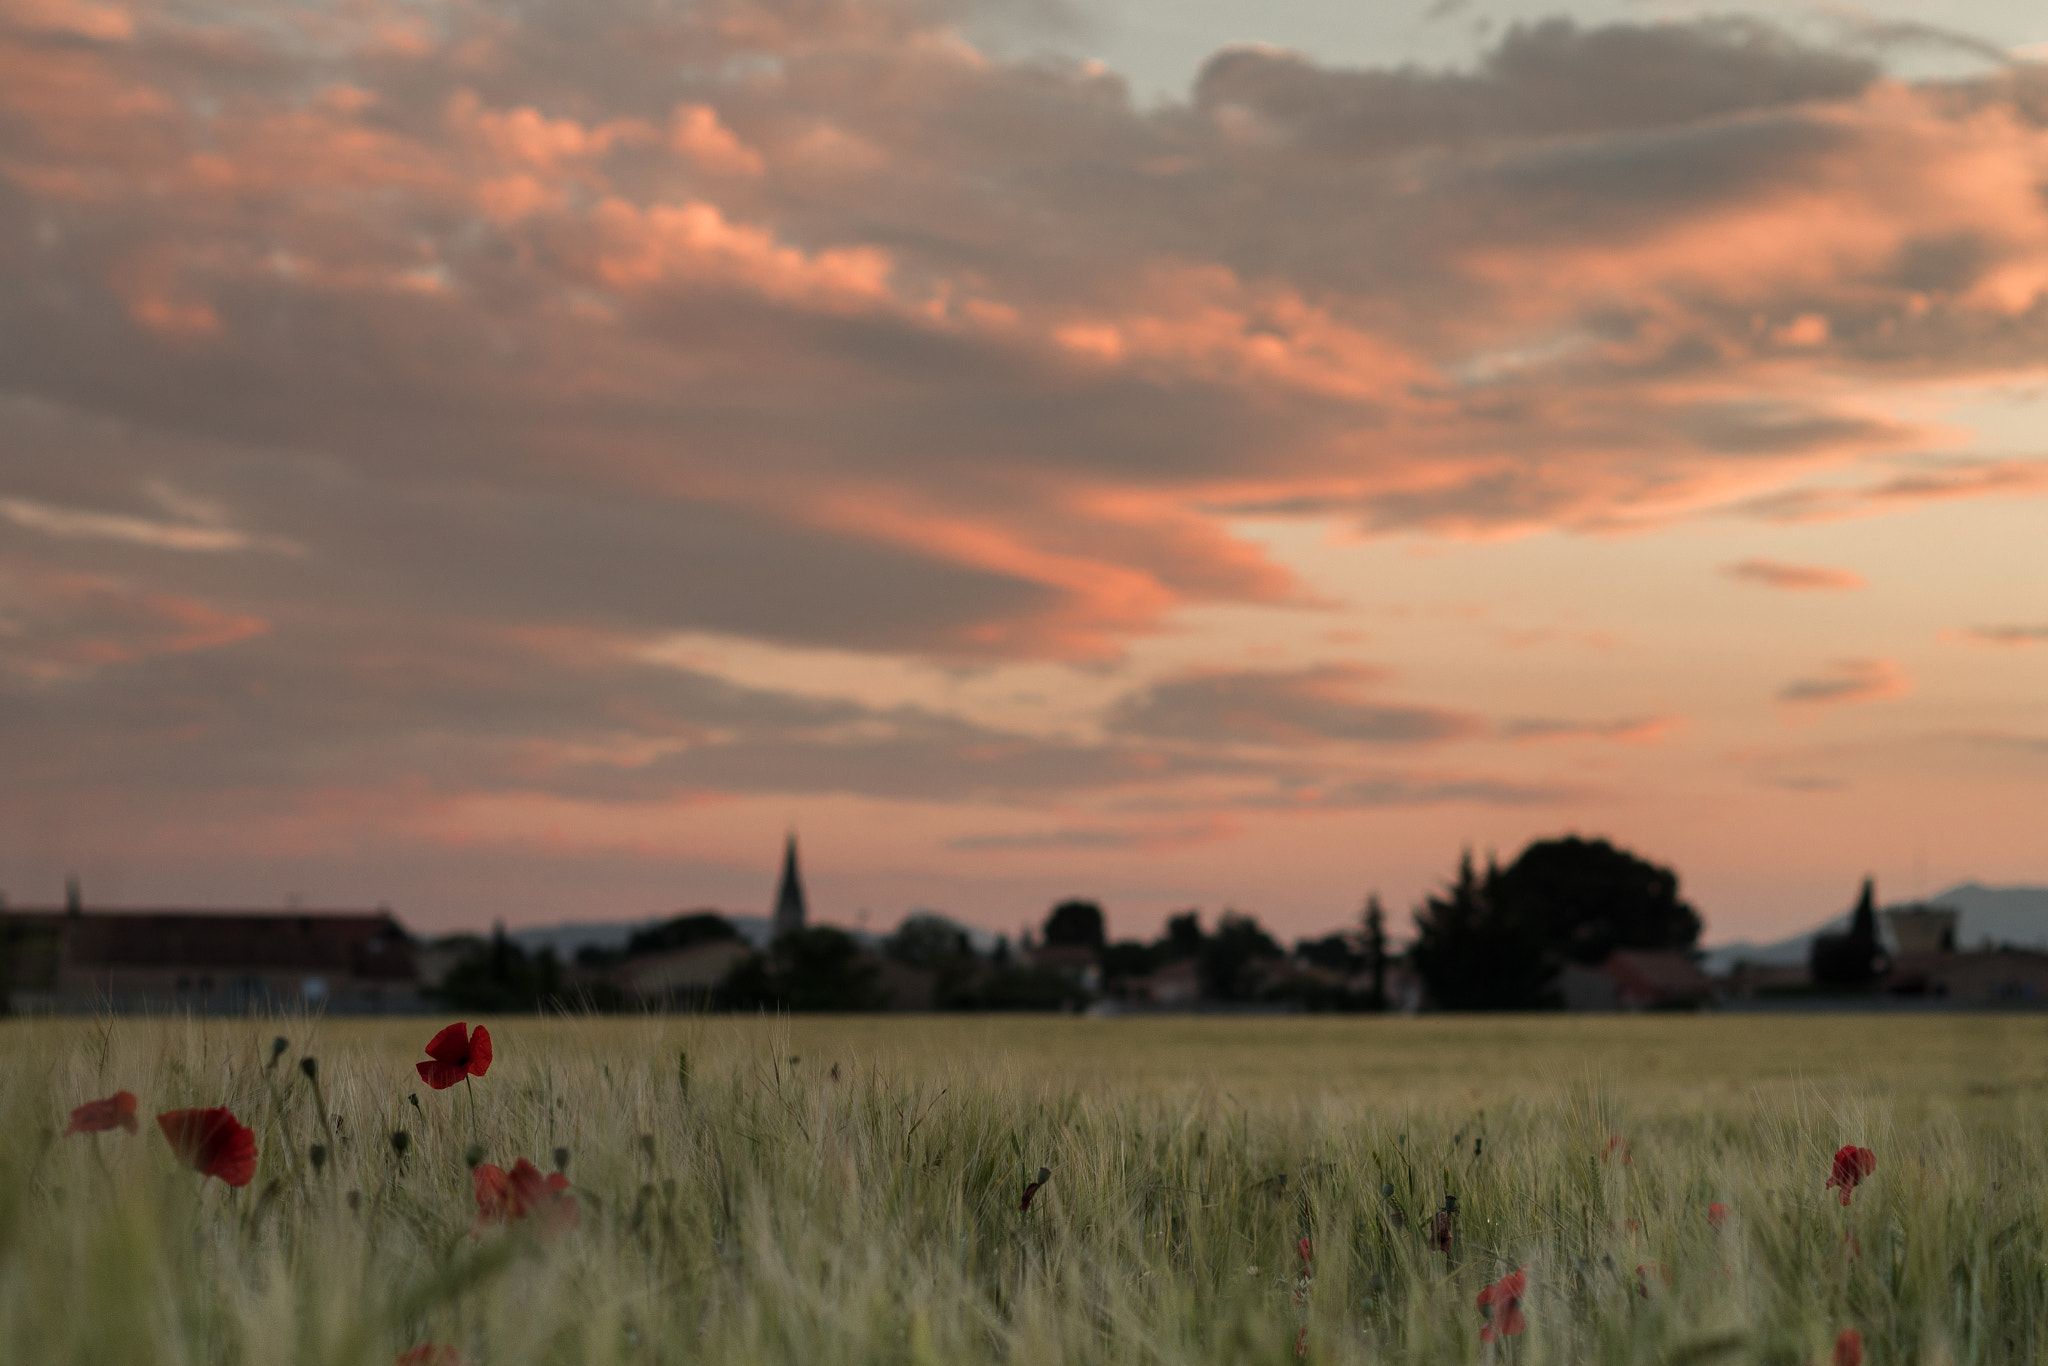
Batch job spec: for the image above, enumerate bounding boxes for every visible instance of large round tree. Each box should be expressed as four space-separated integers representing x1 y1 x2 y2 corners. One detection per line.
1492 835 1700 966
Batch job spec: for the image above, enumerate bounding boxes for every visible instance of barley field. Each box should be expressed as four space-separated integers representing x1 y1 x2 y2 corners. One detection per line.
4 1012 2045 1365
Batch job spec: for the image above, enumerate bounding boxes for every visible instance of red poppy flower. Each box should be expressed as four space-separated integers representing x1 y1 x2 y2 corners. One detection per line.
157 1107 258 1186
1826 1145 1876 1205
1707 1202 1728 1229
473 1158 578 1235
1832 1328 1863 1366
416 1023 491 1090
1476 1268 1527 1343
1020 1166 1051 1212
1602 1135 1633 1165
65 1091 139 1136
1294 1326 1309 1359
395 1348 469 1366
1635 1262 1671 1296
1297 1236 1313 1269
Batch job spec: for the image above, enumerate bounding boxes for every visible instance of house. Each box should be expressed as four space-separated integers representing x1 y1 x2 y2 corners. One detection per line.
612 939 754 1005
1561 949 1715 1011
1 906 422 1013
1030 942 1102 993
1890 948 2048 1005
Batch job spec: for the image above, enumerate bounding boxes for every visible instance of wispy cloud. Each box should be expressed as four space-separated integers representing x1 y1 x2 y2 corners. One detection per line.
1724 558 1863 591
1953 624 2048 647
1776 658 1910 706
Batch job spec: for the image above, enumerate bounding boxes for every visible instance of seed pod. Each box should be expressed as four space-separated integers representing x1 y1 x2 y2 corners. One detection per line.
464 1144 485 1170
553 1147 570 1173
309 1144 328 1171
390 1130 411 1157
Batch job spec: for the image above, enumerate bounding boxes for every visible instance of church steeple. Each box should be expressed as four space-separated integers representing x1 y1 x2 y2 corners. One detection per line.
772 832 808 939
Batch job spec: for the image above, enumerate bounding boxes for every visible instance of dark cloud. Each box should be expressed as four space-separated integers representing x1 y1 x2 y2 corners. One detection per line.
1108 665 1482 746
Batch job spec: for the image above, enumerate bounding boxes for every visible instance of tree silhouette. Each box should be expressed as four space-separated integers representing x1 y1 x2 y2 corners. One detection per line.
1406 852 1559 1010
1491 836 1700 966
1362 893 1389 1011
1810 877 1888 989
1043 900 1107 951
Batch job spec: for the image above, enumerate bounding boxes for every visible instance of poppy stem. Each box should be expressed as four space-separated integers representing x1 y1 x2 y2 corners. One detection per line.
465 1071 478 1150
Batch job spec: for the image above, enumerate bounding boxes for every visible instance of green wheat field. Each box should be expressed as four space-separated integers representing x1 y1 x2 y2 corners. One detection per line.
5 1013 2045 1365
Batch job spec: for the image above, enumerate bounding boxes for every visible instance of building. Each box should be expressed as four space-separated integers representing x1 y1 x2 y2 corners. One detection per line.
772 833 808 939
1561 949 1714 1011
1884 904 1959 955
613 939 754 1005
1 906 422 1013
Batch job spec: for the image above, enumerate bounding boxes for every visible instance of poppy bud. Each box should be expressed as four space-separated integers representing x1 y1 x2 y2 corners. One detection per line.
408 1094 421 1114
1443 1194 1459 1215
553 1147 569 1174
639 1133 655 1161
299 1057 318 1081
391 1130 411 1157
1380 1182 1394 1198
464 1144 485 1170
268 1037 289 1067
346 1189 360 1211
310 1144 328 1171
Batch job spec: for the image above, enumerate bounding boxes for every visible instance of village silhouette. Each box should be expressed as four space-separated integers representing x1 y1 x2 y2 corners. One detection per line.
3 833 2043 1016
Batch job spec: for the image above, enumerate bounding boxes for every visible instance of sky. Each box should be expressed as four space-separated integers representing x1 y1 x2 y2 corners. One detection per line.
2 0 2046 946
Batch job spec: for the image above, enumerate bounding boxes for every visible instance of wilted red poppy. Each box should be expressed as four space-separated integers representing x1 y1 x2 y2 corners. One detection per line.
1294 1326 1309 1359
1707 1202 1728 1229
66 1091 139 1136
1476 1268 1527 1343
1826 1145 1876 1205
416 1023 491 1090
1297 1236 1313 1269
1429 1209 1453 1252
1020 1166 1051 1212
395 1348 469 1366
157 1107 258 1186
1635 1262 1671 1296
1832 1328 1863 1366
473 1157 577 1235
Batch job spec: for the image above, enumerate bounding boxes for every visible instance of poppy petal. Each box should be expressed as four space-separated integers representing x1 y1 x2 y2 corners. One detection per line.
465 1025 491 1077
423 1022 470 1065
416 1059 468 1090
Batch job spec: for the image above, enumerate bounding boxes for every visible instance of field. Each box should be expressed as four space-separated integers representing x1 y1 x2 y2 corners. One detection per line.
4 1013 2046 1365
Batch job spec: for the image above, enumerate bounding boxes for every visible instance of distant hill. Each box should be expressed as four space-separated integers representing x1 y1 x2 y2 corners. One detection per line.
1701 882 2048 974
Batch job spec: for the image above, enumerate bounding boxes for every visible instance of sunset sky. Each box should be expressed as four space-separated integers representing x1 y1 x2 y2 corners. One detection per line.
4 0 2046 944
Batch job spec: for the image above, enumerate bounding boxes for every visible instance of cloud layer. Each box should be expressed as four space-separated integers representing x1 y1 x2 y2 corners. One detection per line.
2 0 2045 931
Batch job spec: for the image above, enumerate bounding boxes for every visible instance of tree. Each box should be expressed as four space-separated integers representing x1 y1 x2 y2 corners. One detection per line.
1043 900 1107 951
1406 852 1559 1010
1199 911 1283 1000
1490 836 1700 966
626 912 740 958
1811 877 1888 989
435 922 574 1012
885 913 972 970
1362 893 1389 1011
718 926 888 1011
1162 911 1205 960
